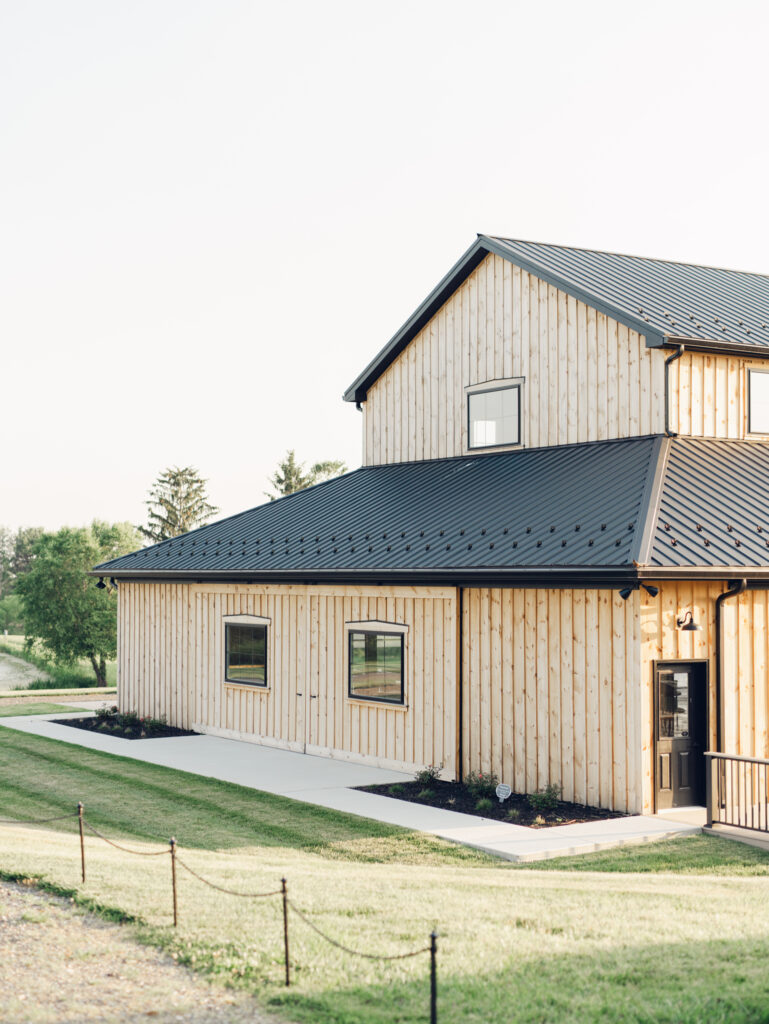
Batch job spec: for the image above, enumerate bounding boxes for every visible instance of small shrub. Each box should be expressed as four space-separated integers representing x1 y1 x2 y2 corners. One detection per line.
506 808 521 822
475 797 494 814
533 814 546 826
527 783 562 814
417 788 435 801
414 765 442 787
388 784 405 797
464 770 499 800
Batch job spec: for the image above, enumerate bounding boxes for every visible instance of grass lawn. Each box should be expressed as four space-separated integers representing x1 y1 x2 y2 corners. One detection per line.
0 635 117 688
0 702 77 717
1 728 769 1023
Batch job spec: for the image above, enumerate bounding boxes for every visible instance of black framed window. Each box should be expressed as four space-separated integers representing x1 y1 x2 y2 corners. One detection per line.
748 369 769 434
225 623 267 686
468 384 520 449
348 630 404 704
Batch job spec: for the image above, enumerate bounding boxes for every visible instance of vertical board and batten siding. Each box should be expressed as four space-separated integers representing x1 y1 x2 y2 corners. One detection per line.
639 582 769 814
461 588 642 814
118 582 458 776
362 253 665 466
668 352 769 439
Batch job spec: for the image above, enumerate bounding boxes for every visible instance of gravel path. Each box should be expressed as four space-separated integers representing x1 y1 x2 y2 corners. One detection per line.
0 653 48 692
0 881 275 1023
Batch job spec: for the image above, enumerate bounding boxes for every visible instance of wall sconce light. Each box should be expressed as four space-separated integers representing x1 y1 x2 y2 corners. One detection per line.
641 584 659 597
110 578 119 590
96 578 107 590
676 610 700 631
619 586 635 600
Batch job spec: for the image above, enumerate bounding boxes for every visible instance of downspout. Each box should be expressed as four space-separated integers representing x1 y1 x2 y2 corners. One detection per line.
714 579 747 752
664 344 685 437
456 586 464 782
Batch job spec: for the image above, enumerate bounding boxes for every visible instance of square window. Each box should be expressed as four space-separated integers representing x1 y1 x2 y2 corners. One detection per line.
749 369 769 434
348 630 404 704
468 385 520 449
225 623 267 686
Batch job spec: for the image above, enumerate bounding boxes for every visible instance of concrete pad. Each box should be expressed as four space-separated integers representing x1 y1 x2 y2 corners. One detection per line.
0 714 703 863
654 806 707 826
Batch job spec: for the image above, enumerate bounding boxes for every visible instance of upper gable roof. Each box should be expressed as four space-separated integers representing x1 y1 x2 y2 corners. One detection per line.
95 435 769 585
343 235 769 404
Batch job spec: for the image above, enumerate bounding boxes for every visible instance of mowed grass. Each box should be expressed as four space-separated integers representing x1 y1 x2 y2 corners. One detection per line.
0 702 77 717
2 728 769 1023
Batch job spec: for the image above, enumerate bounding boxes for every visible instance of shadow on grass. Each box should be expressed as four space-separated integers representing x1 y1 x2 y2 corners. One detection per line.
265 933 769 1024
0 727 485 864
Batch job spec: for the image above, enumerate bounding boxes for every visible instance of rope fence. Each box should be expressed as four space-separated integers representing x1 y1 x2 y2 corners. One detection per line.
0 803 440 1022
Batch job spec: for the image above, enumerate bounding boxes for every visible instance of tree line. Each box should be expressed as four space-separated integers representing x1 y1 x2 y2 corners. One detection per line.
2 451 346 685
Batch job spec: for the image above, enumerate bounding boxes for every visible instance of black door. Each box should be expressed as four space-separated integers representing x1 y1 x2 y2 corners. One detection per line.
655 662 707 809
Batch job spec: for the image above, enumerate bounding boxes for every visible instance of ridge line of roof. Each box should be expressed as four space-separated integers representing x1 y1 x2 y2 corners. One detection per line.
490 235 769 281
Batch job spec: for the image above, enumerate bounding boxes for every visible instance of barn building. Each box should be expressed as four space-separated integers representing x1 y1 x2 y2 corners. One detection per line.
95 236 769 817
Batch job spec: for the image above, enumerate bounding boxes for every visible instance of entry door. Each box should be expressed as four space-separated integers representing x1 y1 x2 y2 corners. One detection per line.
655 662 707 809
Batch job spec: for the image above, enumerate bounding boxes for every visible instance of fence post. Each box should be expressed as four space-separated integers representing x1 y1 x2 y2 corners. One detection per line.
430 930 438 1024
705 755 713 828
169 838 178 927
77 802 86 883
281 878 290 987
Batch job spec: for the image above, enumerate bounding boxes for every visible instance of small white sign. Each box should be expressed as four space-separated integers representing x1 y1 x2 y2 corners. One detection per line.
496 783 512 803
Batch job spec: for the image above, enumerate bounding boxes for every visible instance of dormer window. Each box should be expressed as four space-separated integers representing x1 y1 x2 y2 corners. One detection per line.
748 369 769 435
467 381 522 450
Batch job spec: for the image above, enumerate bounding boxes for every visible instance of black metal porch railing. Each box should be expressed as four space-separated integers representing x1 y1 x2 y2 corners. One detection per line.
705 752 769 833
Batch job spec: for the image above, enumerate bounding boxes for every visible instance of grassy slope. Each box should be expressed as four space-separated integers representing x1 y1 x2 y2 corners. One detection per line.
0 703 77 717
0 635 117 688
2 727 769 1024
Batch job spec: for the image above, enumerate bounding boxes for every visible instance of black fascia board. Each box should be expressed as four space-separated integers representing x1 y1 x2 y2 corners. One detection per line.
343 239 489 404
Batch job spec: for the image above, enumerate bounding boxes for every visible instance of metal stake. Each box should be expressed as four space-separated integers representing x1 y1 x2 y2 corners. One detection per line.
170 838 178 927
430 930 438 1024
281 877 290 987
77 802 86 884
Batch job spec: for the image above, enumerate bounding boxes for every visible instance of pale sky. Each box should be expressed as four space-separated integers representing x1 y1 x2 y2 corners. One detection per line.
3 0 769 532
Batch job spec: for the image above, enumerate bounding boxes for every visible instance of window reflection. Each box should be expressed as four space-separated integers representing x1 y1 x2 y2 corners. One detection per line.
349 631 404 704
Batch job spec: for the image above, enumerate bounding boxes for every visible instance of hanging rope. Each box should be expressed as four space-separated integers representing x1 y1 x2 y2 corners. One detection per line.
287 899 431 961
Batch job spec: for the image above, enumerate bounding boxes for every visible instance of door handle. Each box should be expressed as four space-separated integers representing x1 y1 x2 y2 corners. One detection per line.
310 694 318 699
296 692 303 696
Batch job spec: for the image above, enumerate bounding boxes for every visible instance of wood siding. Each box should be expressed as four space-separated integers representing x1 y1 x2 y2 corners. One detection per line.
118 582 458 776
668 352 769 439
461 588 642 813
639 582 769 813
362 253 665 465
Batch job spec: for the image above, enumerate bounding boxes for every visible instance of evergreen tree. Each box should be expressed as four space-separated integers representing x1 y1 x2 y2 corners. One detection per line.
140 466 219 543
265 450 346 500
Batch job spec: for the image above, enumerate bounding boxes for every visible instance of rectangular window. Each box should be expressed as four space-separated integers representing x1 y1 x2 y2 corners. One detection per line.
348 630 404 704
225 623 267 686
748 369 769 434
468 385 520 449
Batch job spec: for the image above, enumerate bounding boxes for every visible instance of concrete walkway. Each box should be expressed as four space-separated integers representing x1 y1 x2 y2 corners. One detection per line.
1 711 702 863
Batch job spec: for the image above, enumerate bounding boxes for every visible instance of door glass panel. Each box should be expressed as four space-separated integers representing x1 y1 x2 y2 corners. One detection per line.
659 670 690 738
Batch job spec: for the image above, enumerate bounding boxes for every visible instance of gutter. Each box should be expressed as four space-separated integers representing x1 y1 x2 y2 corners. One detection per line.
715 579 747 752
664 344 685 436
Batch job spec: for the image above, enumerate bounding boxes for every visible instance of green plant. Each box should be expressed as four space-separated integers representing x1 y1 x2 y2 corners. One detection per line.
506 808 521 822
464 769 499 800
475 797 494 813
417 788 435 801
413 765 442 787
527 783 562 814
388 784 405 797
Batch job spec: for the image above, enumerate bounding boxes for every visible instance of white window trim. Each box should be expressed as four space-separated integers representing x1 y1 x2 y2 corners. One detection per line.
464 376 524 454
345 620 409 709
747 367 769 437
223 615 271 690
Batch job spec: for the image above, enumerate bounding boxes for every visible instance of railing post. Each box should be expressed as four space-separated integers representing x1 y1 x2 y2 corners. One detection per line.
281 878 290 987
169 838 178 927
430 930 438 1024
77 802 86 883
705 756 713 828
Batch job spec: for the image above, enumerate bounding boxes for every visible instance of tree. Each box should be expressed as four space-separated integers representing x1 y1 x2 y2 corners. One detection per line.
16 521 141 687
265 450 347 500
0 526 44 597
140 466 219 543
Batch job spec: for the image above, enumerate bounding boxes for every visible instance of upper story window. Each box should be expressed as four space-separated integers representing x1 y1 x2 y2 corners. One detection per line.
467 382 521 450
748 369 769 435
225 617 269 687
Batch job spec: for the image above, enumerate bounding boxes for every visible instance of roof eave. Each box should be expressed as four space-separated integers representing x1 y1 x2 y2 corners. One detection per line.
664 335 769 359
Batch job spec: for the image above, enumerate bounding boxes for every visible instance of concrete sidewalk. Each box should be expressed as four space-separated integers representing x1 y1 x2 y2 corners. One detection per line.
1 712 702 863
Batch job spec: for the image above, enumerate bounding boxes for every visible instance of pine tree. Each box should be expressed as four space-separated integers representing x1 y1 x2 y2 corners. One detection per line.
265 450 346 500
140 467 219 543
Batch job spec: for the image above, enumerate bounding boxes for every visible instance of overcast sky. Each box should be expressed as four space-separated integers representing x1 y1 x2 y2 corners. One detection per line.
3 0 769 533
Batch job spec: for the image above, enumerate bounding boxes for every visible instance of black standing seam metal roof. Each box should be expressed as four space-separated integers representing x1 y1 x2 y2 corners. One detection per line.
343 235 769 404
94 435 769 583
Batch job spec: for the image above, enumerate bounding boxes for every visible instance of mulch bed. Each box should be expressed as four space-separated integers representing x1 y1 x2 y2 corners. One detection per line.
359 779 625 828
53 717 197 741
